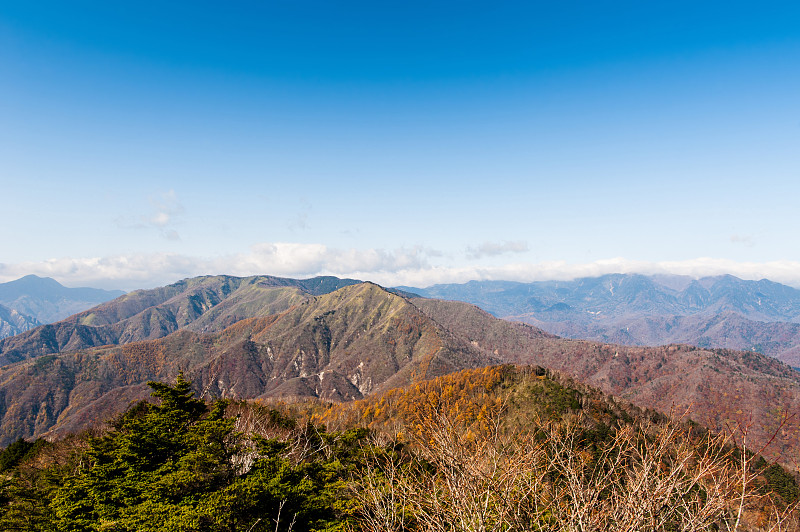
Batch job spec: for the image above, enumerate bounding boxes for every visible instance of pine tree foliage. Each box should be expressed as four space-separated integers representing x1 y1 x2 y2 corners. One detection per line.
0 374 365 531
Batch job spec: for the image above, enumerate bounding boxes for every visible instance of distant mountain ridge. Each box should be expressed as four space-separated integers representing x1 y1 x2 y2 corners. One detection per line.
0 274 360 366
401 274 800 322
400 274 800 364
0 275 125 327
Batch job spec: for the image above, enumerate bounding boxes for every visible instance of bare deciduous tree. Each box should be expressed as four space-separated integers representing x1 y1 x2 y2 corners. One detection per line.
351 407 799 532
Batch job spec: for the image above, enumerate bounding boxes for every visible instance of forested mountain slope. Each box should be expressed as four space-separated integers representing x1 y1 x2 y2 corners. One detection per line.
1 281 800 465
412 297 800 462
2 367 797 531
0 283 492 445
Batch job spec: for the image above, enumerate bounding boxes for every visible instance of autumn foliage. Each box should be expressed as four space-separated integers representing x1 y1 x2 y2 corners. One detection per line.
1 366 798 531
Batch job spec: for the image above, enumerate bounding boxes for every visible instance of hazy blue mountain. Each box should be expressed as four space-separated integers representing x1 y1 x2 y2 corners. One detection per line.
398 274 800 364
0 275 126 324
0 303 40 339
401 274 800 321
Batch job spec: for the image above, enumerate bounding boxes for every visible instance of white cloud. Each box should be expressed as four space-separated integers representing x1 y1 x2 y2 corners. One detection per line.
2 249 800 292
0 254 198 291
149 211 172 228
148 190 183 223
0 244 436 291
375 257 800 289
212 243 432 279
466 240 529 259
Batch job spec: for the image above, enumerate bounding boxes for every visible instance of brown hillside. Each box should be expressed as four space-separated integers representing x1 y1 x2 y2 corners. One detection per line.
1 283 799 466
413 298 800 463
0 283 493 445
0 275 358 366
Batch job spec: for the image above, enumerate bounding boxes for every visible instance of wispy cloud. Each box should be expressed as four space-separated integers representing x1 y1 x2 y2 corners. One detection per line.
2 251 800 292
286 198 312 231
466 240 529 259
730 234 755 247
287 212 309 231
146 190 184 240
113 190 185 240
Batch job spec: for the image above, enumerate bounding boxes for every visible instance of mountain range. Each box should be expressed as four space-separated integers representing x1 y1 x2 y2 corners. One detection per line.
0 280 494 444
401 274 800 366
0 274 358 366
1 275 799 467
0 275 124 339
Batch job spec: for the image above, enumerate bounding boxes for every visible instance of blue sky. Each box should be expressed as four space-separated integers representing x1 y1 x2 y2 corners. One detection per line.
1 1 799 290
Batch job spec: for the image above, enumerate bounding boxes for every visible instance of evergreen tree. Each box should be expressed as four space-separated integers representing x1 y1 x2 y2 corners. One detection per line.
51 373 240 531
43 374 358 531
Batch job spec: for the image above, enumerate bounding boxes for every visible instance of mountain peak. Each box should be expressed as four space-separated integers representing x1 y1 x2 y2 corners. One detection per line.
2 274 64 294
0 275 125 327
0 275 125 299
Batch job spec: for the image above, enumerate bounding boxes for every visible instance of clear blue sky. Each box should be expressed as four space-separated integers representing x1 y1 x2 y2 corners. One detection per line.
1 1 799 290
